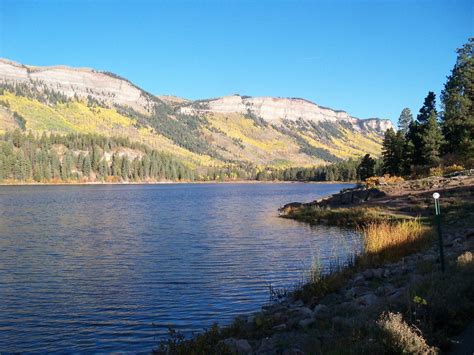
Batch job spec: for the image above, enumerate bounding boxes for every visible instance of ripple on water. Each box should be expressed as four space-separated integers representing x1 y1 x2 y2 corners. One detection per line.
0 183 359 353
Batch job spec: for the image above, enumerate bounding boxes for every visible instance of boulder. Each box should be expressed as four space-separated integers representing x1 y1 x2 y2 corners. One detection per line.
355 293 379 307
219 338 252 354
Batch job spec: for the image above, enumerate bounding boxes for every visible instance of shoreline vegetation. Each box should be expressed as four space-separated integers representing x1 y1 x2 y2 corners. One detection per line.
155 174 474 354
0 180 355 186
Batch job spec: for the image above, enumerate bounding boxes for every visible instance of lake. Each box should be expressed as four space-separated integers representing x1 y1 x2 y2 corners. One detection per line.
0 183 359 353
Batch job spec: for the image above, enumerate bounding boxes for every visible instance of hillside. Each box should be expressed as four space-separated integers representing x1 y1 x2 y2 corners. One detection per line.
0 58 393 171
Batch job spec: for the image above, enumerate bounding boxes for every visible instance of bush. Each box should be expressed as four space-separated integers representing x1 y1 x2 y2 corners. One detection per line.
428 166 443 177
365 174 404 188
377 312 437 354
444 164 465 175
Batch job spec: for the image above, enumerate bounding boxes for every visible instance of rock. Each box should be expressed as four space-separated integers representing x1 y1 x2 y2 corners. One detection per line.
409 274 424 285
332 316 355 328
257 337 278 354
352 275 365 285
298 317 316 328
219 338 252 354
355 293 379 307
320 293 342 305
313 304 329 319
282 348 305 355
289 307 313 319
382 269 391 278
289 300 304 308
373 268 384 278
378 284 396 296
388 287 406 302
346 286 372 298
362 269 375 280
272 323 287 331
247 314 255 324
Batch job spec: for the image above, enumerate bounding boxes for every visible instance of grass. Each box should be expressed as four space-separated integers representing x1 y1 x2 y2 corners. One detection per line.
360 219 431 266
294 219 433 303
282 205 408 227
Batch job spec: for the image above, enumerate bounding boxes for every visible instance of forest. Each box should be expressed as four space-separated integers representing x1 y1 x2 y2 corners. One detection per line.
0 131 194 183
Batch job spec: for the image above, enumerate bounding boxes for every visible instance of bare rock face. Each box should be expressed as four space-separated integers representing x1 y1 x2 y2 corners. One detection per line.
0 58 394 135
0 58 153 114
181 94 394 134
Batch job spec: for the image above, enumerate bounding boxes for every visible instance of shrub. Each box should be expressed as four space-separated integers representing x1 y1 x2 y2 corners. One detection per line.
377 312 437 354
365 174 404 188
457 251 473 267
444 164 465 175
428 166 443 177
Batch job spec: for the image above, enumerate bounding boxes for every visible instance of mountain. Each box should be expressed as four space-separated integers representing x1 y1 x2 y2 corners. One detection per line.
0 58 393 170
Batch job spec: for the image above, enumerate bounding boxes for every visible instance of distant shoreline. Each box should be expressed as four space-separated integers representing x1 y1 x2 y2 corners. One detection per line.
0 180 357 187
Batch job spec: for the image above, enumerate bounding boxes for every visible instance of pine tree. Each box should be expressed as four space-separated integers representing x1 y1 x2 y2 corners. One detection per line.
98 159 109 180
417 91 437 124
111 154 122 177
409 92 442 168
121 156 130 180
440 38 474 161
398 108 413 135
82 155 92 178
421 110 444 167
382 128 405 175
358 154 376 181
91 145 101 171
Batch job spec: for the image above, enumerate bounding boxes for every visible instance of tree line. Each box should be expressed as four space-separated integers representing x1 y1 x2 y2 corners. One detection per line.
380 38 473 177
0 131 194 183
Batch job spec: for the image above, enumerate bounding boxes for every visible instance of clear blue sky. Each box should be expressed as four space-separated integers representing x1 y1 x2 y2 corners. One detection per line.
0 0 472 123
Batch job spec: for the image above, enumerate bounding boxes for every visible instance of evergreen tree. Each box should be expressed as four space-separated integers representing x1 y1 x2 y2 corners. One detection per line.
358 154 376 181
98 159 109 180
382 128 404 175
121 156 130 180
409 92 442 168
111 154 122 177
417 91 437 124
82 155 92 178
421 110 444 167
440 38 474 161
398 108 413 135
91 145 101 171
61 152 73 180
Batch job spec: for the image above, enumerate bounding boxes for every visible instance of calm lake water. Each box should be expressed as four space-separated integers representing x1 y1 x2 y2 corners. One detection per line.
0 183 358 353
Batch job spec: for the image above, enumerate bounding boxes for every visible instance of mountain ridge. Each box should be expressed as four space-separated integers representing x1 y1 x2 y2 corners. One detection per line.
0 57 392 169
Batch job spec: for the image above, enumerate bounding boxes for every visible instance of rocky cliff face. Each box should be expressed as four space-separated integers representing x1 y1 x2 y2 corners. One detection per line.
0 58 154 114
180 95 393 134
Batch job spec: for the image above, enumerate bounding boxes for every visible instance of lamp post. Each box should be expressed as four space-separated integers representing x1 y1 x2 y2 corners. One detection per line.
433 192 445 272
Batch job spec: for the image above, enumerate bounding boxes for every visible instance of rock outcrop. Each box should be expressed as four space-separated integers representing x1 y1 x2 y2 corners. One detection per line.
0 58 154 114
180 95 394 134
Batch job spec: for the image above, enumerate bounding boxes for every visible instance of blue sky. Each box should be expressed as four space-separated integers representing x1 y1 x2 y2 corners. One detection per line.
0 0 472 123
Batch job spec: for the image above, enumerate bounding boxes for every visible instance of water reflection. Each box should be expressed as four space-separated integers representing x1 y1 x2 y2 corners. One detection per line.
0 183 358 353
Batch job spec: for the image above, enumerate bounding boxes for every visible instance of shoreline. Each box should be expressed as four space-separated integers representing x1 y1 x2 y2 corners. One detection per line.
0 180 357 187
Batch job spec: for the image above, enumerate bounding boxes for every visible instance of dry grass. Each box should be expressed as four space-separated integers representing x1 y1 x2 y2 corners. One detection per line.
457 251 473 267
377 312 438 354
360 219 431 264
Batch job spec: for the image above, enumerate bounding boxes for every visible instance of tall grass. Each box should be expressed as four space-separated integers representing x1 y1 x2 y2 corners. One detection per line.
360 219 431 265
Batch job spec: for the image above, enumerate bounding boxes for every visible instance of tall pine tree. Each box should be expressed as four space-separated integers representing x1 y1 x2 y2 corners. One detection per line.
440 38 474 162
398 108 413 135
